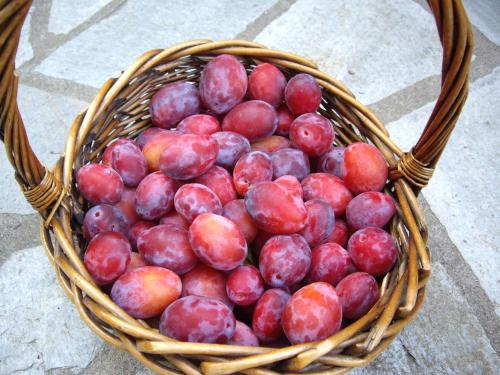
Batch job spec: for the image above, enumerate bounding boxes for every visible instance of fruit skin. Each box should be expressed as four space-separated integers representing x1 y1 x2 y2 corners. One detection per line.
159 295 236 343
233 151 273 196
125 252 147 272
346 257 358 275
302 173 353 217
150 82 201 129
271 148 310 181
83 204 128 240
348 227 398 276
259 234 311 288
128 220 156 250
102 138 136 165
159 211 189 230
252 288 290 343
229 321 260 346
136 127 166 149
177 114 221 135
84 232 131 285
111 141 148 187
211 131 251 170
289 113 334 157
285 73 321 115
174 183 222 222
188 213 247 271
226 265 265 306
159 133 218 180
137 224 198 275
317 147 345 177
77 163 124 205
327 218 349 248
346 191 396 230
222 199 258 244
336 272 379 320
222 100 278 141
181 263 233 307
275 105 295 136
245 181 307 234
111 266 181 319
250 135 290 154
274 175 303 197
298 199 335 247
342 142 388 194
200 54 248 114
194 165 237 205
135 172 176 220
282 282 342 344
142 130 179 172
307 242 350 286
248 63 287 107
114 187 141 226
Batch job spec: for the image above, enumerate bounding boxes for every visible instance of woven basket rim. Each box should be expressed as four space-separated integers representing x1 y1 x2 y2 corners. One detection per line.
43 41 429 375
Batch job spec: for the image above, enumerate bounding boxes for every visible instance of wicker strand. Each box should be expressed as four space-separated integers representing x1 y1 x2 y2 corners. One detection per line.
389 150 435 188
0 0 66 221
22 166 63 208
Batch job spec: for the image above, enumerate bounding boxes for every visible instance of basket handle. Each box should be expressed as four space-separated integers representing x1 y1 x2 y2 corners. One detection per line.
389 0 473 189
0 0 64 215
0 0 473 213
0 0 52 209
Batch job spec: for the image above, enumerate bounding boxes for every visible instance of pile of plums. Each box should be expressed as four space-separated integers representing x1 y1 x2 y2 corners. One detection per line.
77 54 398 346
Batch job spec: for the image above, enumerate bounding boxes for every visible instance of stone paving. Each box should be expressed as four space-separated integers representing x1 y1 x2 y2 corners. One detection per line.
0 0 499 374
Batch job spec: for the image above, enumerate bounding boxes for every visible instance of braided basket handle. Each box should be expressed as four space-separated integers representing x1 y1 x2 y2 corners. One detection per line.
0 2 44 185
0 0 63 214
0 0 473 212
390 0 474 188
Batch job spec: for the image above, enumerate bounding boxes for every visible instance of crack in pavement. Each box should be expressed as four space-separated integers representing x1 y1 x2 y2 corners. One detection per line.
7 363 36 375
400 339 423 369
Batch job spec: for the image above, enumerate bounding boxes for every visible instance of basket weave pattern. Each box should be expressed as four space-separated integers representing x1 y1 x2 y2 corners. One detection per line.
0 1 473 374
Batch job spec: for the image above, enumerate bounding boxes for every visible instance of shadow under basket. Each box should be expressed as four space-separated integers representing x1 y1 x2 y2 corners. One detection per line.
0 0 474 374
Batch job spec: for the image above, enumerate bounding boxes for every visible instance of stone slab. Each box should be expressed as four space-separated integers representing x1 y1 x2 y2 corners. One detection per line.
0 84 87 214
399 263 499 373
350 337 420 374
386 67 500 315
78 345 154 375
49 344 154 375
463 0 500 46
35 0 279 88
16 8 33 66
0 213 40 266
48 0 113 35
421 196 500 352
255 0 442 105
351 263 499 374
0 246 103 374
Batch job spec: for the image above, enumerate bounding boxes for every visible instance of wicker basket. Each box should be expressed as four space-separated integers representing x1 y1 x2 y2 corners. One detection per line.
1 1 473 374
